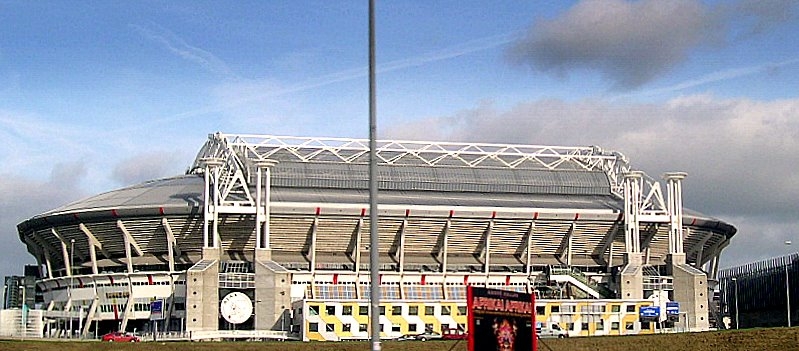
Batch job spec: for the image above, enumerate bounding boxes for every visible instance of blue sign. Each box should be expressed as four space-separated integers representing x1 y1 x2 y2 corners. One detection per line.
639 306 660 318
666 302 680 315
150 299 165 320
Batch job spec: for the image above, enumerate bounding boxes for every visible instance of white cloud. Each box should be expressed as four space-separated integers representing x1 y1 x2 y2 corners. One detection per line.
0 163 88 278
384 94 799 266
111 151 187 186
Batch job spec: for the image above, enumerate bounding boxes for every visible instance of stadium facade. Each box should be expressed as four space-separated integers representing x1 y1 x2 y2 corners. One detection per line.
11 133 737 340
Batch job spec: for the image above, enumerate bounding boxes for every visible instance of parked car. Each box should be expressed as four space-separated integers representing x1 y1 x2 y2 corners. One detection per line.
394 333 418 341
536 323 569 338
441 327 468 340
415 331 442 341
101 331 141 342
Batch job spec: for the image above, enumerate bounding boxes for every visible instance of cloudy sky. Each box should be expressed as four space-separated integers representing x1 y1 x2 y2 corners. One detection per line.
1 0 797 279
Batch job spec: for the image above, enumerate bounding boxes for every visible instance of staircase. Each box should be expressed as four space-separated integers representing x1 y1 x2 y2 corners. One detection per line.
548 265 615 299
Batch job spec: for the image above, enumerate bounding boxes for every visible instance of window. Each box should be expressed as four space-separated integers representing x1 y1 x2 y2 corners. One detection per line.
409 324 418 332
326 323 335 332
425 323 434 332
625 322 634 330
441 306 451 315
409 306 419 315
566 322 575 331
359 306 368 315
392 306 402 315
596 320 604 330
551 305 560 313
392 324 401 332
611 305 620 313
626 305 635 312
309 323 319 332
310 305 319 316
425 306 435 315
360 324 368 332
379 306 385 315
342 306 352 315
536 306 545 315
326 306 336 315
581 322 589 331
457 306 467 315
611 322 620 331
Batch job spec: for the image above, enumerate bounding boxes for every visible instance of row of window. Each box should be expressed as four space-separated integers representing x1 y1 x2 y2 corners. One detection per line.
42 280 186 293
310 304 468 317
308 321 651 334
311 303 645 318
98 302 187 313
309 322 460 334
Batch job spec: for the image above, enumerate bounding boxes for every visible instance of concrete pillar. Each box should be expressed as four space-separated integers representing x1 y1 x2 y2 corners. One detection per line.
254 252 292 332
669 253 710 331
186 249 220 332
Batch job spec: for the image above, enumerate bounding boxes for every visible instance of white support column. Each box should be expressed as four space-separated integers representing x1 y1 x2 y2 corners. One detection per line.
43 246 53 279
399 217 407 274
117 220 143 274
624 172 644 254
664 172 688 255
355 216 364 273
526 221 535 274
567 222 575 266
255 160 278 250
441 218 450 273
200 158 224 249
50 228 72 276
162 218 181 272
79 224 108 275
484 219 494 275
310 216 319 274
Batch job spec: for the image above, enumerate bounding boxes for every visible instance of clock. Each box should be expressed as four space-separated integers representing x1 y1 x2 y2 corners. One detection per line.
219 292 253 324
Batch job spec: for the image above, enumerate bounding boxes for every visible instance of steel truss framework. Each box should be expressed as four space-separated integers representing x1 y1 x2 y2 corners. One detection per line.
190 133 670 214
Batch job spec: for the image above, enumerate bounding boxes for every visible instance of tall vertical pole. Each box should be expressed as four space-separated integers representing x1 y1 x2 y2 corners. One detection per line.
70 239 75 338
786 264 791 327
786 242 792 328
368 1 381 350
19 285 25 339
732 278 740 329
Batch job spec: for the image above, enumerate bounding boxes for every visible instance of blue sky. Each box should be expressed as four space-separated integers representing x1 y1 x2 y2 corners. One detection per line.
1 0 798 278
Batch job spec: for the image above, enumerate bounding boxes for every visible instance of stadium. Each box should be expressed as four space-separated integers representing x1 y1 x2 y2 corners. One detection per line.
12 132 736 341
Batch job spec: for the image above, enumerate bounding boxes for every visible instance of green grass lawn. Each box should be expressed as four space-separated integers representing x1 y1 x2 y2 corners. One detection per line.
2 327 799 351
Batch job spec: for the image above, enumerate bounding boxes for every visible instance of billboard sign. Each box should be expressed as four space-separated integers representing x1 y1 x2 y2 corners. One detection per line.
467 287 536 351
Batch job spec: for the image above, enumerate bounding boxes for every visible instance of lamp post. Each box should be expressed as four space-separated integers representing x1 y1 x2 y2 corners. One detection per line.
19 285 25 338
731 277 739 329
786 241 792 328
70 238 75 338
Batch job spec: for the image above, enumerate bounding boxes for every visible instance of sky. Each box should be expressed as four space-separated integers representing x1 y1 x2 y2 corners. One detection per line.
1 0 798 279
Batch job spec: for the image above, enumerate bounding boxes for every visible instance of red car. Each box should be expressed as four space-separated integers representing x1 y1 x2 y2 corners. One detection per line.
442 328 468 340
101 331 140 342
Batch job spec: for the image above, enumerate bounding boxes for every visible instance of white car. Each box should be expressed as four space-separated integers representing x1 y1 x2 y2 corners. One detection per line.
536 323 569 338
415 331 442 341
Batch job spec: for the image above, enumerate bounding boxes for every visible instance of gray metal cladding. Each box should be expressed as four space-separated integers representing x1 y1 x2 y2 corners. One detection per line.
271 161 611 196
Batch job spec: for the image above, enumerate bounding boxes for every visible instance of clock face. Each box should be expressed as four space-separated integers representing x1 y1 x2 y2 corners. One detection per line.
220 292 253 324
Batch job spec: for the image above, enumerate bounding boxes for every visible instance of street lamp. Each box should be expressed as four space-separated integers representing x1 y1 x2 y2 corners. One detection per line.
786 241 792 328
19 285 25 338
731 277 739 329
70 238 75 338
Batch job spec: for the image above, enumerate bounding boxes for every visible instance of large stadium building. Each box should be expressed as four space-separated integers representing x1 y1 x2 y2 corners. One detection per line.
11 133 736 340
